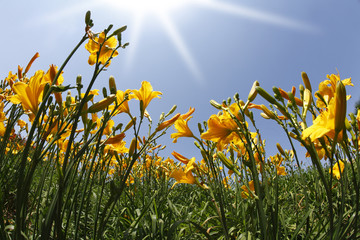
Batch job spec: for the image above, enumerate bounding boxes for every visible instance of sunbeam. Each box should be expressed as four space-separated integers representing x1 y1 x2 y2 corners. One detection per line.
29 0 318 82
158 14 204 83
195 0 318 32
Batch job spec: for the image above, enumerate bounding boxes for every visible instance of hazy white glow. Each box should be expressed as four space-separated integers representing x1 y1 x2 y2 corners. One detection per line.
197 0 318 32
106 0 191 15
159 14 204 82
33 0 317 82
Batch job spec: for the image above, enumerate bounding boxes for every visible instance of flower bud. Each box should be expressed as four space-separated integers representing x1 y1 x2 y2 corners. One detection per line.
105 132 126 144
276 143 286 156
85 11 91 25
156 113 181 131
335 81 347 133
345 118 352 131
260 112 271 119
260 105 276 119
24 52 40 75
272 87 283 100
109 76 117 95
102 87 108 98
76 75 82 87
234 92 240 102
128 137 137 157
87 94 116 113
287 91 303 106
210 100 223 110
166 105 177 117
247 80 259 102
217 151 235 170
302 88 312 119
65 91 72 108
278 88 290 100
256 87 277 105
299 84 304 100
301 72 312 92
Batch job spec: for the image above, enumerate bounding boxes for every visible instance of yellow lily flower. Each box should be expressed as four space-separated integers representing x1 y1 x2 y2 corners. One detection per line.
170 168 196 188
85 32 118 66
8 70 46 121
171 116 194 143
330 160 345 180
200 114 238 150
171 151 191 164
315 73 352 108
109 89 134 115
104 140 129 155
241 180 255 199
132 81 162 111
302 98 341 142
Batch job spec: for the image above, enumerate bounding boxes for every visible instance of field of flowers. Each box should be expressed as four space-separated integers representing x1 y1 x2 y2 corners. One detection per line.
1 12 360 239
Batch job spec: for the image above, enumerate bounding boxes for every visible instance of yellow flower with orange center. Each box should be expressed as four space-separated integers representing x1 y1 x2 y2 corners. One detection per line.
132 81 162 112
170 107 195 143
302 98 340 142
315 74 352 108
109 89 133 115
201 114 239 150
241 180 255 199
8 70 46 121
330 160 345 180
85 32 119 66
170 168 196 188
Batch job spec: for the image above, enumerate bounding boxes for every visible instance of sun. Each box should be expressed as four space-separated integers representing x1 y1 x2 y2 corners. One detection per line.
38 0 315 83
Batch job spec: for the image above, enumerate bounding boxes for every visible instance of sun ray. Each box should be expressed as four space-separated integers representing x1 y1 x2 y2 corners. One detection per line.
123 14 144 72
158 13 204 83
28 0 319 82
196 0 318 32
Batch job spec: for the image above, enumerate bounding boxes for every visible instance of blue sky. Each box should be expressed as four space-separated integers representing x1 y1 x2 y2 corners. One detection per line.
2 0 360 162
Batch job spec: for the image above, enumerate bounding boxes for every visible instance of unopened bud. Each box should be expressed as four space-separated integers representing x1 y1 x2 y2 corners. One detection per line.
87 94 116 113
301 72 312 92
102 87 108 98
302 89 312 118
335 81 347 133
289 132 299 140
105 132 126 144
217 151 234 170
248 80 260 102
76 75 82 86
256 87 277 105
260 112 271 119
128 137 137 157
166 105 177 117
276 143 286 156
85 11 91 25
210 100 223 110
345 118 352 131
66 91 72 108
299 84 304 100
109 76 117 94
156 113 181 131
272 87 283 100
234 92 240 102
261 105 276 119
198 122 204 133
